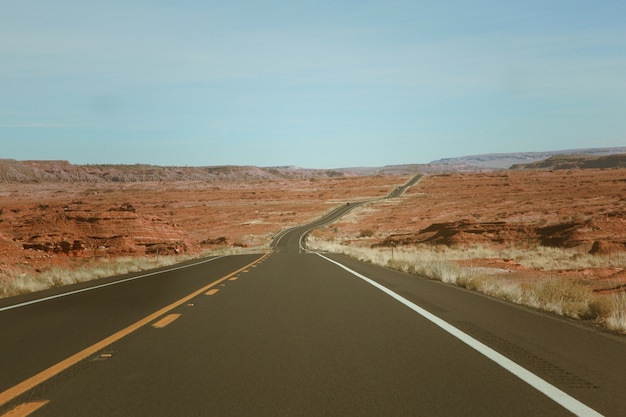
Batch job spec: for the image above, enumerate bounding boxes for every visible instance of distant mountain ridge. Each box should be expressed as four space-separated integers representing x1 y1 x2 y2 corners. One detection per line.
510 153 626 170
425 147 626 170
2 146 624 182
0 160 415 183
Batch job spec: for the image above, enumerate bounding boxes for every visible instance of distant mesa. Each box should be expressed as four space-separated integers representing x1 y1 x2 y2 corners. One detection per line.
1 146 625 183
509 153 626 170
424 147 626 171
0 160 416 183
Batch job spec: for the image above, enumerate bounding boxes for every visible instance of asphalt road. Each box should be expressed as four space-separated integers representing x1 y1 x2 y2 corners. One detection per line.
1 174 625 416
270 173 422 253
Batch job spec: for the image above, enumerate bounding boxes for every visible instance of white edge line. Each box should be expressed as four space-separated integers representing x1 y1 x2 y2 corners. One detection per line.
0 256 225 312
297 203 367 251
272 228 290 247
299 226 316 251
316 252 605 417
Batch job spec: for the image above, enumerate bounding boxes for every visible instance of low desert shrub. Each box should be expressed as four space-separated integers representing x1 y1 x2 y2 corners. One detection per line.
477 278 524 304
606 291 626 333
521 278 593 319
585 297 614 321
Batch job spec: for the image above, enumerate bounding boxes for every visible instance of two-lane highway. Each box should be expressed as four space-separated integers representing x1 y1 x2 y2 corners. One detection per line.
0 254 267 412
271 174 422 253
6 253 570 416
1 174 625 416
271 201 369 253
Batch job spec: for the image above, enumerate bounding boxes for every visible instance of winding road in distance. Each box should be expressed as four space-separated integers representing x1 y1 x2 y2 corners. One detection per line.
1 174 625 416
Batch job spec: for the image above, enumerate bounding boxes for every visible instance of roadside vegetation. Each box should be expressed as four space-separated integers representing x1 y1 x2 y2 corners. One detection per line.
0 246 253 299
307 236 626 334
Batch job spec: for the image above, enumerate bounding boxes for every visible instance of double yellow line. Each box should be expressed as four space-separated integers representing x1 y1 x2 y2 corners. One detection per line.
0 252 269 412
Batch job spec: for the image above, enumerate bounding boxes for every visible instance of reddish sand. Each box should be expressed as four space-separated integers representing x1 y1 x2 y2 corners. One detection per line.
0 175 408 280
314 168 626 291
2 168 625 294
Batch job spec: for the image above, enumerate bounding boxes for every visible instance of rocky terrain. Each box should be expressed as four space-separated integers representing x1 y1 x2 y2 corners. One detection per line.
330 168 626 251
2 148 626 302
0 174 409 284
314 168 626 292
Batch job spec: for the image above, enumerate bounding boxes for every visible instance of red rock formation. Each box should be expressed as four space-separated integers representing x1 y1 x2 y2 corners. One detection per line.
0 175 406 281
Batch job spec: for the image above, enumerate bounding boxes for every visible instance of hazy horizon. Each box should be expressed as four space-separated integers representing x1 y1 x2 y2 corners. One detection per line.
4 145 625 171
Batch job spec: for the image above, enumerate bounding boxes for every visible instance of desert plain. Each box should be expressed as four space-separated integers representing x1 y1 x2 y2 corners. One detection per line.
1 161 625 331
312 168 626 286
0 173 403 286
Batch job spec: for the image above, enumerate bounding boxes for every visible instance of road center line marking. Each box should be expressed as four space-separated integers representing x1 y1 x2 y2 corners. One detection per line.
0 253 269 409
152 314 181 329
1 400 49 417
316 252 605 417
205 289 219 296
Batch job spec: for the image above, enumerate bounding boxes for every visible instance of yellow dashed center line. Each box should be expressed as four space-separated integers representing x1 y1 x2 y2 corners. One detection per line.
0 252 270 409
205 289 219 296
1 401 49 417
152 314 181 329
229 277 238 281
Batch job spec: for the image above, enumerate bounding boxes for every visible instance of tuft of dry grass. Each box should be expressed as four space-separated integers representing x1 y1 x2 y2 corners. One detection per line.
520 278 593 318
606 291 626 332
308 237 626 333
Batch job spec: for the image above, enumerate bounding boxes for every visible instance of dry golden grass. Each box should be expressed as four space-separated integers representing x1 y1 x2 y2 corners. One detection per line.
308 237 626 333
0 246 255 298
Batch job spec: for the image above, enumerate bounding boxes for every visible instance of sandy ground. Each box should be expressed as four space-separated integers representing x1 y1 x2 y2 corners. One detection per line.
312 168 626 292
2 168 625 294
0 175 409 281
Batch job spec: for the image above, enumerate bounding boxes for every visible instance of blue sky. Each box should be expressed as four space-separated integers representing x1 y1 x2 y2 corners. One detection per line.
1 0 625 168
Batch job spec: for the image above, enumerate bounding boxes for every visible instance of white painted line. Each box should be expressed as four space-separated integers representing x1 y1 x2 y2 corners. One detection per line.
316 252 605 417
271 228 291 248
0 256 224 312
299 226 318 252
